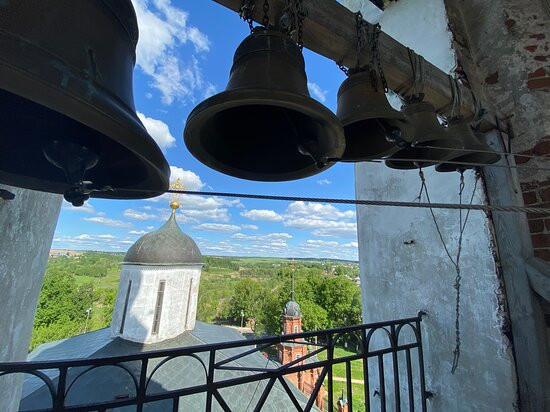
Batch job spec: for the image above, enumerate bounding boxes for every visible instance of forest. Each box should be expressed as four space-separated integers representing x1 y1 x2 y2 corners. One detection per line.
30 252 361 351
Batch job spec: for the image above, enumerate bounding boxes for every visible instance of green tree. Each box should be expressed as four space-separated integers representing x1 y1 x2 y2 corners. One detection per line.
228 279 263 324
300 300 328 331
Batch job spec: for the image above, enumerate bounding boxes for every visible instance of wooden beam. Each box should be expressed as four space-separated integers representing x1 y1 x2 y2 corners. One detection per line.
212 0 484 122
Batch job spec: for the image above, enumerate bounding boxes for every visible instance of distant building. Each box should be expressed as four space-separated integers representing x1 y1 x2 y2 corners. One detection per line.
277 273 325 410
49 249 83 257
21 201 316 411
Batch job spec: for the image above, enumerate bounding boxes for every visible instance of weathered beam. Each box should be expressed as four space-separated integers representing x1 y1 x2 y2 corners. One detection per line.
212 0 483 122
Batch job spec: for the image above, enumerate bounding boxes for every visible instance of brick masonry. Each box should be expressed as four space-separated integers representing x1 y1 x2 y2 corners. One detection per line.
445 0 550 260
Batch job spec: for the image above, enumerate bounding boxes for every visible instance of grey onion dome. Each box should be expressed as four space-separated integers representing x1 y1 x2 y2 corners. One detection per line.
124 211 202 265
284 300 301 317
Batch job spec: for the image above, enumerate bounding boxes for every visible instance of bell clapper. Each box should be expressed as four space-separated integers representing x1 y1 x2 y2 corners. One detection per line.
43 141 99 206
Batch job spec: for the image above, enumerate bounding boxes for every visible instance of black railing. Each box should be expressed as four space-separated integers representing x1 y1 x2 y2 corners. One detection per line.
0 314 427 412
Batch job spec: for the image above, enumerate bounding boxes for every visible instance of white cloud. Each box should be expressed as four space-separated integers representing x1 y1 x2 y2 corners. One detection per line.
308 82 328 103
203 82 217 99
285 201 355 220
129 230 148 235
169 166 205 191
281 202 357 238
83 217 132 228
231 233 292 241
316 179 332 185
193 223 240 232
284 218 357 238
62 200 96 214
74 234 115 241
182 208 230 223
305 239 339 247
123 208 159 221
132 0 211 104
146 226 155 230
242 224 259 231
137 112 176 151
241 209 284 222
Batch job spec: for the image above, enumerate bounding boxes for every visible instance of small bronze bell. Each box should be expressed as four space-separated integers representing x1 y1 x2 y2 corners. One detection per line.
436 122 501 172
0 0 170 205
385 101 462 169
336 70 408 161
184 28 345 181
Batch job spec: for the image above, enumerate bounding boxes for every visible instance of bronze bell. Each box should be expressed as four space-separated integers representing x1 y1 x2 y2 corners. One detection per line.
385 101 462 169
436 122 501 172
184 28 345 181
336 70 408 161
0 0 170 205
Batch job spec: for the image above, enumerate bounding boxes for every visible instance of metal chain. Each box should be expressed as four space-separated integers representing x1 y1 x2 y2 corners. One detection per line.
295 0 306 50
372 24 388 92
239 0 255 32
336 10 367 76
280 0 306 50
262 0 269 28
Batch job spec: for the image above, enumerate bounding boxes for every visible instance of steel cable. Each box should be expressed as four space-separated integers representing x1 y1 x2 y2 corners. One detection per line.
164 189 550 215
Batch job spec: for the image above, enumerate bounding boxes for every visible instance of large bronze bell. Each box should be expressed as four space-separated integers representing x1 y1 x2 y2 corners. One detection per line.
0 0 170 205
184 28 345 181
436 122 501 172
385 101 462 169
336 70 408 161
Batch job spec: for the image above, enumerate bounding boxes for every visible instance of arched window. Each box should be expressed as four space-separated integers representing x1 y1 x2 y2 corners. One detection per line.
296 354 301 360
152 280 166 335
293 324 299 334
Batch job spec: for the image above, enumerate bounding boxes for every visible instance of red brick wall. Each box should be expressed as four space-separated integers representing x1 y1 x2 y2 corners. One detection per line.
520 181 550 260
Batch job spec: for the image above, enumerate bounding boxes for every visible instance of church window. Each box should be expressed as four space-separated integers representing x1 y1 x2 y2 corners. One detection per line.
119 280 132 334
152 280 166 335
184 278 193 327
296 354 301 360
294 325 298 333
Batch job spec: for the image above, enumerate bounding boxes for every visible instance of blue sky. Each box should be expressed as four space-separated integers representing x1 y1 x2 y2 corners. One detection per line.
52 0 358 260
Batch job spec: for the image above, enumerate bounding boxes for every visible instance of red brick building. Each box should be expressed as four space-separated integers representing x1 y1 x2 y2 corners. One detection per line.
277 280 325 410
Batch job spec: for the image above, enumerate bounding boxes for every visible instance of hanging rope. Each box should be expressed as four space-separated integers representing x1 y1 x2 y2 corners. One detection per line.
404 48 426 102
437 75 461 121
416 169 479 373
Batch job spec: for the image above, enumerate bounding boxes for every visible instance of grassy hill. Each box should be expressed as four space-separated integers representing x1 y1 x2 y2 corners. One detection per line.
31 252 360 351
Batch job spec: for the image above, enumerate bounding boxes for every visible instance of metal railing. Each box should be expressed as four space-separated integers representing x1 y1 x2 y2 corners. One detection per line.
0 313 427 412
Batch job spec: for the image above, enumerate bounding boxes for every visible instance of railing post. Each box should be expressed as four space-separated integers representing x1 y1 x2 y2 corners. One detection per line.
136 358 148 412
205 349 216 412
391 324 401 412
53 366 68 411
327 333 334 412
362 327 370 412
416 317 428 412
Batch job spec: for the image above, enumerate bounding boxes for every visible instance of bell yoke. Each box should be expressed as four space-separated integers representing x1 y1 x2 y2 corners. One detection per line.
0 1 503 205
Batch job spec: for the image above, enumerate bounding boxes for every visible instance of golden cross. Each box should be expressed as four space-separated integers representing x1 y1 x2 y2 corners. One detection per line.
169 178 185 211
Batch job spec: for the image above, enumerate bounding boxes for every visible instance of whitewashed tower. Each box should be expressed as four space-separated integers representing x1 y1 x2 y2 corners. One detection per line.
110 200 203 343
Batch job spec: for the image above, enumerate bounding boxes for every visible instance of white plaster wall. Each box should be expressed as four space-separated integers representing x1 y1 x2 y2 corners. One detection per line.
110 264 202 344
355 165 516 411
343 0 518 410
0 184 62 412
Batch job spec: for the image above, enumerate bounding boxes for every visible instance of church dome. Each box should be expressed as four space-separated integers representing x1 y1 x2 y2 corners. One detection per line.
284 300 301 317
124 206 202 265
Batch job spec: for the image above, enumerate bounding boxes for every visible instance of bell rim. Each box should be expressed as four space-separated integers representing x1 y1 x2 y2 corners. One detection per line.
0 63 170 199
435 148 501 172
184 88 345 181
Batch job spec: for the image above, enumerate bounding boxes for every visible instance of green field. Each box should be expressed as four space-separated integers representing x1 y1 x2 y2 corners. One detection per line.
31 252 360 352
